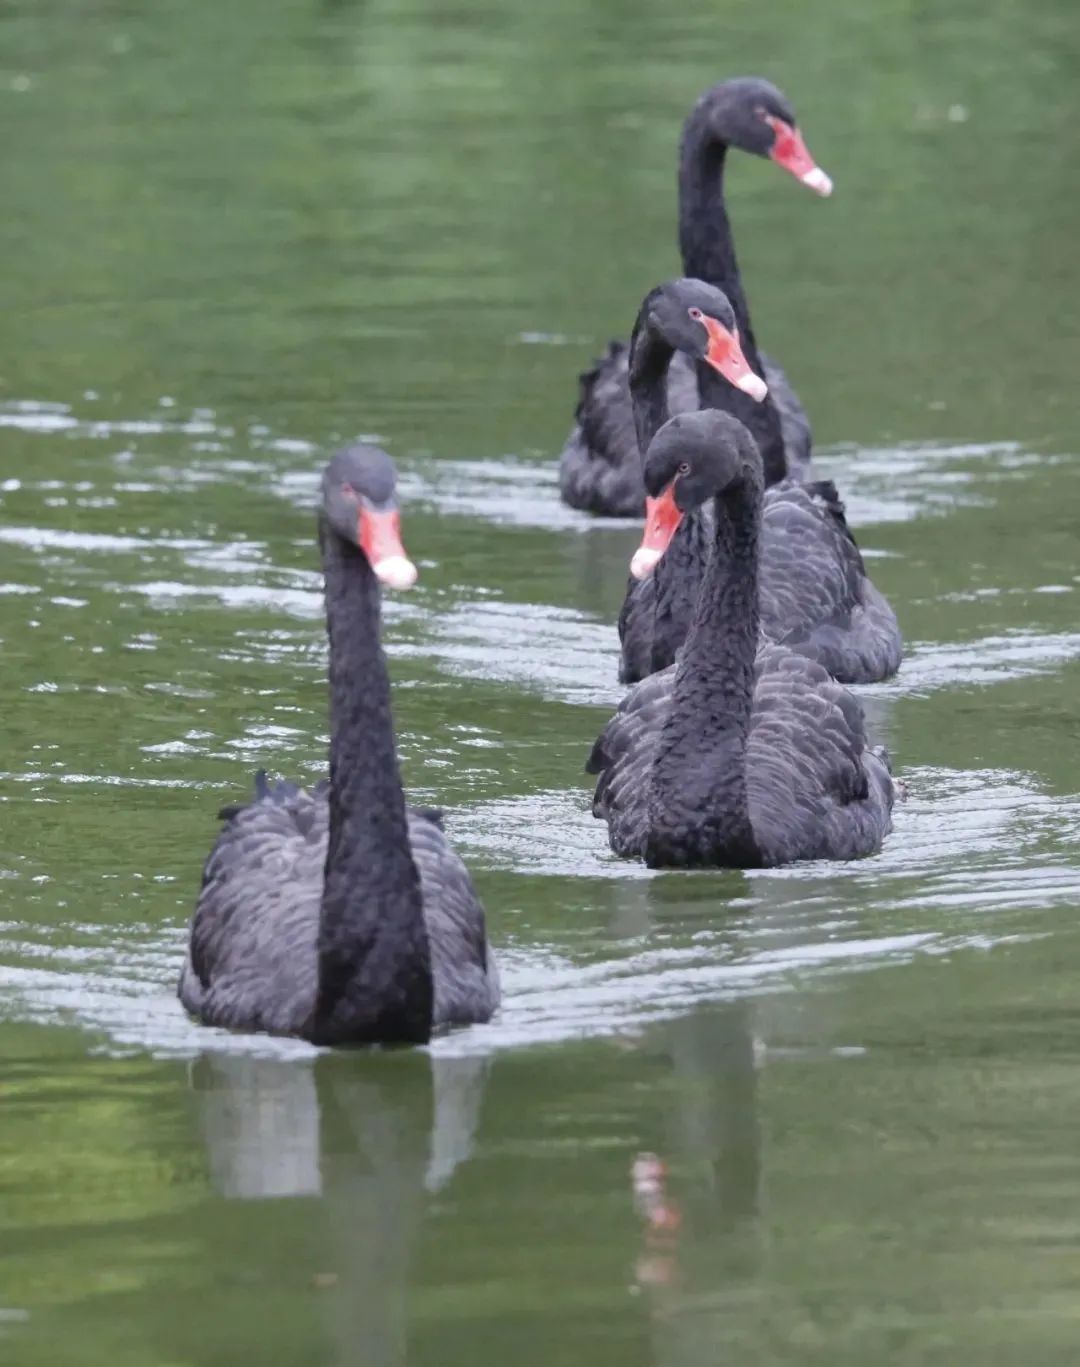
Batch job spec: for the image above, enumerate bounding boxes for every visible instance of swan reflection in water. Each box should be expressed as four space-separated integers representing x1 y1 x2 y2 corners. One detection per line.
187 868 785 1367
631 1003 762 1296
188 1049 491 1366
610 870 767 1361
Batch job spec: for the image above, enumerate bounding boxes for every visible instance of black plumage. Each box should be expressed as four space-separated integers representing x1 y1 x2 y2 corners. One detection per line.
616 281 902 686
588 411 896 869
620 476 902 685
178 445 499 1044
559 77 826 516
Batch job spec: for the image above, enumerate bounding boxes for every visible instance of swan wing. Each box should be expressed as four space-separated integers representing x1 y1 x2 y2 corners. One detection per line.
180 779 324 1033
748 646 894 861
587 665 675 856
618 508 712 683
759 482 902 683
617 565 658 684
558 346 698 516
407 810 499 1028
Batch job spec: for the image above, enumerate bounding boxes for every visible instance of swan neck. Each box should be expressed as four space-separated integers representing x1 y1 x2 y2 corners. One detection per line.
647 476 762 865
312 521 432 1044
629 326 675 456
678 117 789 487
678 127 749 324
647 509 710 669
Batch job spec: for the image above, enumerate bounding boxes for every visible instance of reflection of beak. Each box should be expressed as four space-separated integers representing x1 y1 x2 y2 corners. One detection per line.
766 115 834 197
630 483 684 580
699 315 768 403
358 507 418 589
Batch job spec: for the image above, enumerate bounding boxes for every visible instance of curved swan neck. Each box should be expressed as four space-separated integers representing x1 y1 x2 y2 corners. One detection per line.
648 509 711 666
678 116 788 487
679 124 751 330
312 521 433 1045
647 472 762 866
628 323 676 457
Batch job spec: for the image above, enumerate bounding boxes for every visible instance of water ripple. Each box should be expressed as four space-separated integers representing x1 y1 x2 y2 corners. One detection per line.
0 766 1074 1061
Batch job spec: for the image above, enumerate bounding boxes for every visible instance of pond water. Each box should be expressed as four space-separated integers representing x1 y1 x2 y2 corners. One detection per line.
2 1 1080 1363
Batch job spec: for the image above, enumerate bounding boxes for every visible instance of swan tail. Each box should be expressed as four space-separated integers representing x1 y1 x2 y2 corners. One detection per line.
871 745 908 802
870 743 893 774
806 477 869 575
584 735 609 775
807 479 861 541
216 771 311 824
573 339 627 423
806 479 847 523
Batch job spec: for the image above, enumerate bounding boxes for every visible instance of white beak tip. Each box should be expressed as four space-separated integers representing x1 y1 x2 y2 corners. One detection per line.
630 546 664 580
373 555 418 590
737 373 769 403
801 167 834 197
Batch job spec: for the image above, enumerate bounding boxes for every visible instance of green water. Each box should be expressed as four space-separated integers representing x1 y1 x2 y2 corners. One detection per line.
3 0 1080 1362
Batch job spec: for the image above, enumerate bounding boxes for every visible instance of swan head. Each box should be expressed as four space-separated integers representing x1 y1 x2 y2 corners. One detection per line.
321 444 419 590
698 77 833 198
632 279 768 402
630 412 763 579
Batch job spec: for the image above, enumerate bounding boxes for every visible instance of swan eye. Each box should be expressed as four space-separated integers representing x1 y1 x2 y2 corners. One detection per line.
678 462 691 476
340 481 359 501
687 307 704 322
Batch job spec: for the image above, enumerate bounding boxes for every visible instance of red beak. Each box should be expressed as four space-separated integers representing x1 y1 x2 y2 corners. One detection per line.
630 482 684 580
698 314 768 403
765 115 833 197
357 506 418 589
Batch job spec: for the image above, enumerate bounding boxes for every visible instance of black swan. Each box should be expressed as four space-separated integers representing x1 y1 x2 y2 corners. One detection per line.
559 76 831 516
178 444 499 1044
588 411 896 868
618 280 902 686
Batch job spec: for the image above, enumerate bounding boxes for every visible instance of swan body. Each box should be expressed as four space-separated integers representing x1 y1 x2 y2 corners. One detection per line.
560 347 804 517
615 279 902 686
179 782 497 1036
590 644 895 866
588 411 896 869
619 477 902 684
178 445 498 1044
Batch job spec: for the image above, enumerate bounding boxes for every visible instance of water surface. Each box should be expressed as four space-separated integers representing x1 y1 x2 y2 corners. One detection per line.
2 1 1080 1363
